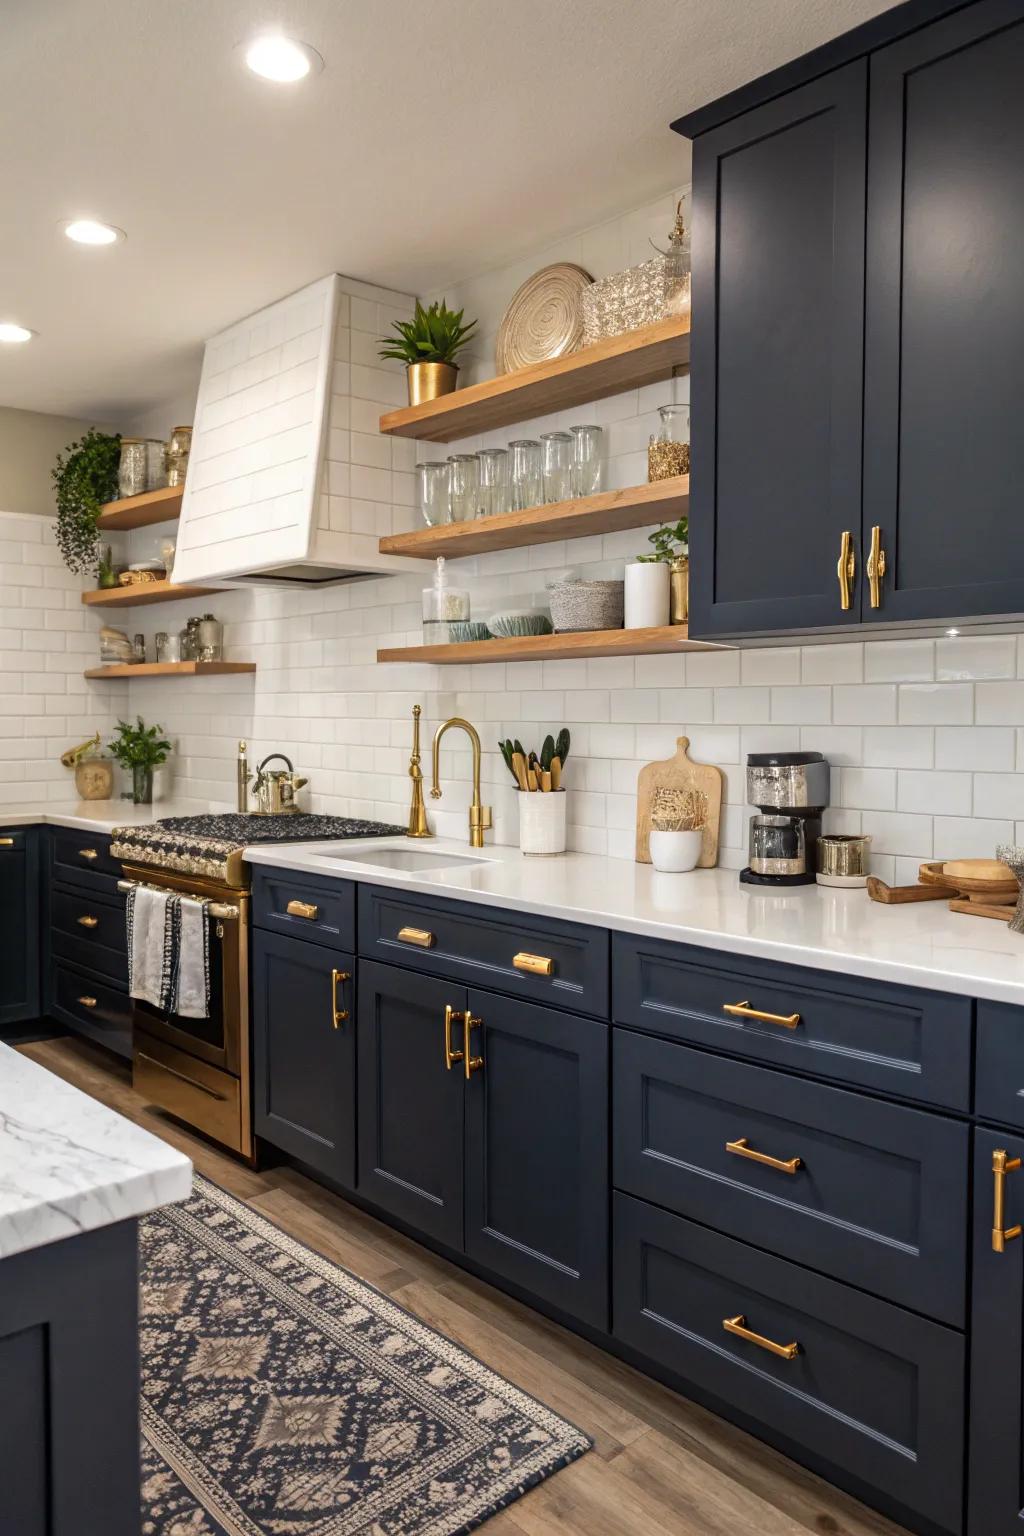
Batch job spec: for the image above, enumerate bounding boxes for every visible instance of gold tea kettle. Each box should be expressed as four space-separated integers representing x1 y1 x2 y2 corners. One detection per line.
250 753 308 815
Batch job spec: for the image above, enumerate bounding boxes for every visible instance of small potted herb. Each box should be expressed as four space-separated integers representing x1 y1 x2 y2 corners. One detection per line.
649 786 707 872
378 299 477 407
631 516 689 625
108 716 171 805
52 429 121 576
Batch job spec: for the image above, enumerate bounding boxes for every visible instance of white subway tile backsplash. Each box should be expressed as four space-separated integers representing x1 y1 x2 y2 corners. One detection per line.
936 635 1017 681
899 684 973 725
800 643 863 684
934 815 1013 859
741 648 801 685
974 773 1024 820
897 769 972 816
864 639 935 683
936 726 1015 772
834 685 898 726
839 767 896 811
977 681 1024 724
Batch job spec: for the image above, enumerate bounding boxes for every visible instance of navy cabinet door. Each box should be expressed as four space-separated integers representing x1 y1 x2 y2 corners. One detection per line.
464 989 609 1329
252 930 356 1187
863 0 1024 624
689 62 867 638
969 1125 1024 1536
0 828 39 1026
357 960 465 1249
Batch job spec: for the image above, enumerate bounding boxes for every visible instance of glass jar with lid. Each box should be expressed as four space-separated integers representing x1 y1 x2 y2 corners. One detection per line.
648 404 690 481
166 425 192 488
196 613 223 662
118 437 147 499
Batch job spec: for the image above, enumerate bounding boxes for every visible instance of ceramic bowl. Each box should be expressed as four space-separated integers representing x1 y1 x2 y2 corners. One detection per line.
487 610 553 639
449 621 491 642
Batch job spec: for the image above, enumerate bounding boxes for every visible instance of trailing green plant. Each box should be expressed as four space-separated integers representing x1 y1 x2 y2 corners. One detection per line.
107 717 171 771
636 517 689 563
378 299 477 368
52 429 121 574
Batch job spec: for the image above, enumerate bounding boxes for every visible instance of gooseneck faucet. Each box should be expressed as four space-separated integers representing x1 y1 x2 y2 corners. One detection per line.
431 717 492 849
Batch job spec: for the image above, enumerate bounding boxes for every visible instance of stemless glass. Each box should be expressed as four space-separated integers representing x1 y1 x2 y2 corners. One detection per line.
570 424 604 498
509 439 542 511
447 454 480 522
541 431 573 504
418 461 451 527
477 447 510 518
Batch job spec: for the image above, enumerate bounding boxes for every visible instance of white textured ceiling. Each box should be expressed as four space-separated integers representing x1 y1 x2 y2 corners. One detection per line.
1 0 897 422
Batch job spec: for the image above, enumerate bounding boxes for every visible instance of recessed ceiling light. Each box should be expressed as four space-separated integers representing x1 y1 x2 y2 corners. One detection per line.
946 627 960 637
62 218 124 246
0 322 34 344
243 34 322 82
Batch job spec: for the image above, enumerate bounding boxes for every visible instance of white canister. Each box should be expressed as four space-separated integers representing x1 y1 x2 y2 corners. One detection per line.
518 790 567 855
649 827 703 872
624 560 670 629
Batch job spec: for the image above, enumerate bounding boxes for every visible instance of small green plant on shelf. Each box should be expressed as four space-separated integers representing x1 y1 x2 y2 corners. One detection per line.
52 429 121 575
636 516 689 564
108 716 172 805
378 299 478 367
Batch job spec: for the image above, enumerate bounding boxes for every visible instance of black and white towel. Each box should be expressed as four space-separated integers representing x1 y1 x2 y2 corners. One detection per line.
127 886 211 1019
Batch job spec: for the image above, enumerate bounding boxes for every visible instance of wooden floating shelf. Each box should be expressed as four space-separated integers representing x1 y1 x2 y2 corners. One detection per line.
84 661 256 680
81 580 222 609
96 485 184 532
379 476 689 560
379 317 691 442
378 625 725 666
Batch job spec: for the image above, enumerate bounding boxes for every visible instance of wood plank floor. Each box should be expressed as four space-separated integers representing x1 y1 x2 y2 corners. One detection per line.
20 1034 910 1536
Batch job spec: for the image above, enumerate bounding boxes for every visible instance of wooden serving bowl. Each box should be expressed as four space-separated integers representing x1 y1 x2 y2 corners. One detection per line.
920 858 1019 905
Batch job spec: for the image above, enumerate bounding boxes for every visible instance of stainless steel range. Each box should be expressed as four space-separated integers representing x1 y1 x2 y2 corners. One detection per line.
111 812 404 1159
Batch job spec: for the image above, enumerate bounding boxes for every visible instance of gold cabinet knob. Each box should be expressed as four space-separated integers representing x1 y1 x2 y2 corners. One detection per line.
0 837 15 848
398 926 435 948
286 899 319 920
77 914 100 928
77 995 98 1008
79 848 99 860
513 952 554 977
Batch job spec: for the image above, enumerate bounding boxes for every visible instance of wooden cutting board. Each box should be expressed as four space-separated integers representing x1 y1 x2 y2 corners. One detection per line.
636 736 723 866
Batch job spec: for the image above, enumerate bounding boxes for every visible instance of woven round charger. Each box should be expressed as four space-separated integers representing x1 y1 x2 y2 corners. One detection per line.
495 263 593 374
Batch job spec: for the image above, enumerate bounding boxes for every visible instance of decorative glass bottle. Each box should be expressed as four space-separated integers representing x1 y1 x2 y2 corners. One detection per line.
648 404 690 481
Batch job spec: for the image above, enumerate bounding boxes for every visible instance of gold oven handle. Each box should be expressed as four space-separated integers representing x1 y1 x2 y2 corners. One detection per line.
331 969 351 1029
444 1004 465 1071
287 899 319 920
78 847 99 860
723 999 801 1029
116 880 239 920
866 524 887 609
399 926 435 948
726 1136 802 1175
513 952 554 977
77 914 100 928
723 1314 799 1361
836 530 855 611
992 1148 1022 1253
463 1013 484 1079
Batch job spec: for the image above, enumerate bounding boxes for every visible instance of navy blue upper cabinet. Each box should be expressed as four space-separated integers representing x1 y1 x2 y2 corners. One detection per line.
0 828 39 1027
863 0 1024 624
689 63 867 639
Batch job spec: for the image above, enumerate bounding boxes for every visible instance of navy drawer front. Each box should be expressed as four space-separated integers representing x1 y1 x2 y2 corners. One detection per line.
252 868 356 952
50 828 123 893
612 932 971 1109
51 888 127 982
49 963 132 1060
613 1193 964 1533
0 827 30 852
975 1000 1024 1129
358 886 609 1018
613 1028 968 1325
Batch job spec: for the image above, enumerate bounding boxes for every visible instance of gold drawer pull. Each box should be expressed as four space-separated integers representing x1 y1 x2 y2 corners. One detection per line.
513 952 554 977
723 999 801 1029
77 995 98 1009
463 1012 483 1079
726 1137 802 1175
723 1314 799 1361
444 1003 465 1071
398 926 435 948
331 969 351 1029
287 899 319 920
77 914 100 928
0 837 14 848
79 848 99 860
992 1148 1022 1253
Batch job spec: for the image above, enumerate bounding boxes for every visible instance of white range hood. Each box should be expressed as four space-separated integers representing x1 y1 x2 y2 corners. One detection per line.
171 274 421 586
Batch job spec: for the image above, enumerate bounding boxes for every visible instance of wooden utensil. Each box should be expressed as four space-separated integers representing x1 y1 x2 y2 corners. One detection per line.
635 736 723 867
867 876 950 905
550 756 561 790
511 752 529 792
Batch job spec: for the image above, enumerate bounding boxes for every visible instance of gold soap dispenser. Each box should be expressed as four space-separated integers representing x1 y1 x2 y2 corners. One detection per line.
407 706 432 839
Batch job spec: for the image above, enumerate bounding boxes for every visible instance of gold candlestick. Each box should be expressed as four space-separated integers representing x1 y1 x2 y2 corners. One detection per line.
407 706 432 839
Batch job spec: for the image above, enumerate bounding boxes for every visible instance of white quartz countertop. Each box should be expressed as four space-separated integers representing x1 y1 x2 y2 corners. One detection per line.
0 1043 192 1259
0 798 226 832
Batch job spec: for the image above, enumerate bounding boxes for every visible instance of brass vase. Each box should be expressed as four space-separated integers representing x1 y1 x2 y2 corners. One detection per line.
407 361 458 407
670 556 690 625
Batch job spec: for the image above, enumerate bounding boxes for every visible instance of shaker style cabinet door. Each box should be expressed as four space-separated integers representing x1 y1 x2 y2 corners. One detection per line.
688 62 867 638
863 0 1024 623
252 930 356 1187
463 989 609 1328
0 828 39 1026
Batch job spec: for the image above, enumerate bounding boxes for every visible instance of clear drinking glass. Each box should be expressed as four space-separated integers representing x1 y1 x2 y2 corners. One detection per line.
477 447 510 518
447 453 480 522
541 431 573 504
570 424 603 498
509 439 542 511
418 461 451 527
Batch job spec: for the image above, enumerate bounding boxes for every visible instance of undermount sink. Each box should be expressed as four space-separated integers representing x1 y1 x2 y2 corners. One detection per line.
309 846 490 873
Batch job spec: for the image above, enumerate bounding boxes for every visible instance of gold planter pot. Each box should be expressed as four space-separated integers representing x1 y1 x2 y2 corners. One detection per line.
407 361 458 407
670 556 689 625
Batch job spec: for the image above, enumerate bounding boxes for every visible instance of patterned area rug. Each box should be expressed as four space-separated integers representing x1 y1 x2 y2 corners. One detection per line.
139 1177 590 1535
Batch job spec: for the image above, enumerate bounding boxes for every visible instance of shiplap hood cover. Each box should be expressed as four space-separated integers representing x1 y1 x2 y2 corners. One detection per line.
171 274 419 586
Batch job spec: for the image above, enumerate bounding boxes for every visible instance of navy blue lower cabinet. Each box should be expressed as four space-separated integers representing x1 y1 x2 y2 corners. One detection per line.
356 959 465 1248
974 1001 1024 1131
464 988 609 1328
968 1125 1024 1536
0 826 39 1026
252 929 356 1187
613 1028 968 1324
613 1192 964 1534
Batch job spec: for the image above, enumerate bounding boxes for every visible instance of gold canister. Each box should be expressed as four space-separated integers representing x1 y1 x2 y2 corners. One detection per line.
816 833 872 887
407 361 458 407
74 758 114 801
670 556 689 625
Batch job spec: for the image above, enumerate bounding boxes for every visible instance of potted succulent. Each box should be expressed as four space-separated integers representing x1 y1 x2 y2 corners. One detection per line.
634 516 690 625
52 429 121 576
378 299 477 407
648 786 707 873
108 716 171 805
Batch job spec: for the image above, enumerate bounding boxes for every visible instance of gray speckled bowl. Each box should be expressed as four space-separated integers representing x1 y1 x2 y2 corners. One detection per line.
548 579 625 633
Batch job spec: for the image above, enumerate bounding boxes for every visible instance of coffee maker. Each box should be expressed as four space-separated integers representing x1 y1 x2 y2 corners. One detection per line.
740 750 830 887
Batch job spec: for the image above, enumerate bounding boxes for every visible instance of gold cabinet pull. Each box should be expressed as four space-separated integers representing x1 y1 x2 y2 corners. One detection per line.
726 1136 802 1175
836 530 856 611
398 926 435 948
287 899 319 920
463 1013 483 1079
79 848 99 860
77 995 98 1009
0 837 14 848
722 999 801 1029
513 951 554 977
330 969 350 1029
866 524 887 609
77 914 100 928
992 1148 1022 1253
444 1003 465 1071
723 1314 799 1361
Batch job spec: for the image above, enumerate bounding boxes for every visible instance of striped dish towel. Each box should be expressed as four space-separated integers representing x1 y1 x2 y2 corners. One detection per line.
127 886 211 1019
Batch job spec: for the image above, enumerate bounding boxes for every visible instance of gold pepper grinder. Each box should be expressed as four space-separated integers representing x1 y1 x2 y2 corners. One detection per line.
407 706 432 839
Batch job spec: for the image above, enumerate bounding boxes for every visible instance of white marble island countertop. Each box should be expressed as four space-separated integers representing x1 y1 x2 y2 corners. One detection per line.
0 1043 192 1259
